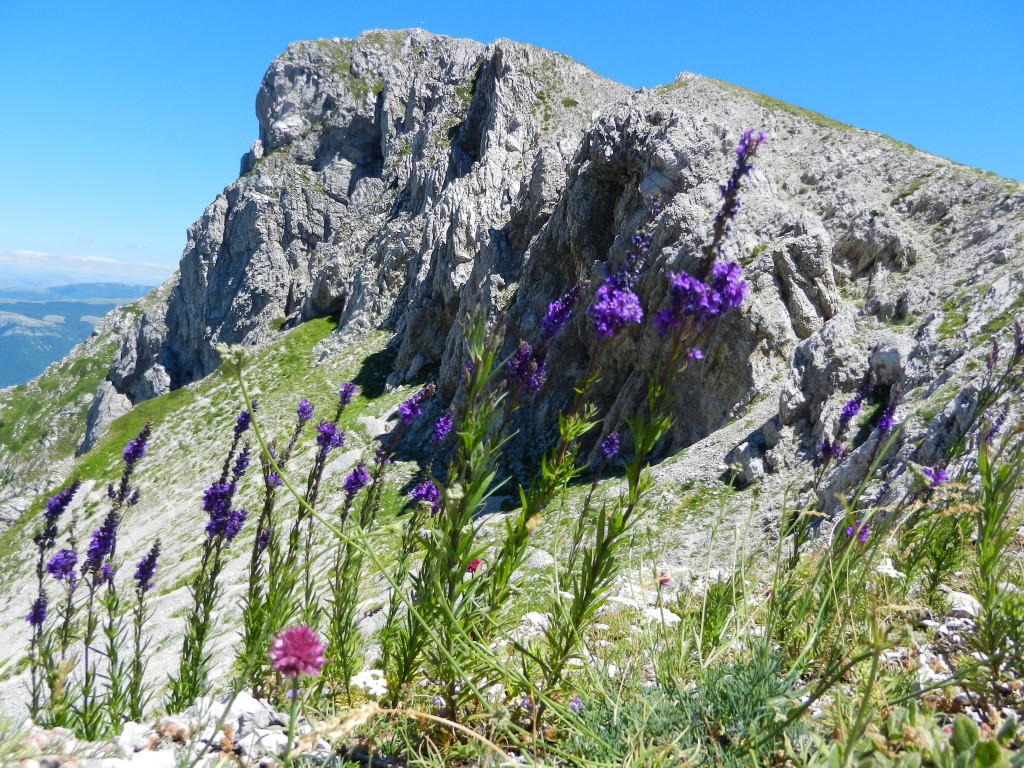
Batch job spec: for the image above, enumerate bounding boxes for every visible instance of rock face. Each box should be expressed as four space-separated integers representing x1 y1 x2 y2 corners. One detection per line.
86 29 1024 488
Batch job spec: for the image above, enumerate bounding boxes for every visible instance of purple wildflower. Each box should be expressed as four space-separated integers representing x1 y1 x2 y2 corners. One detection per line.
690 348 704 361
43 480 81 527
653 261 747 334
986 409 1007 443
988 337 1000 374
203 483 234 517
507 340 546 394
814 435 848 467
82 511 118 576
47 549 78 582
316 420 345 452
411 480 441 514
267 473 283 488
234 401 257 438
877 405 897 435
838 397 862 433
134 541 160 593
588 283 643 339
122 427 149 467
542 282 583 342
232 444 252 482
398 385 435 426
923 467 948 487
26 594 47 628
224 509 248 542
845 520 870 544
99 562 116 585
600 432 620 461
344 462 370 501
569 695 583 714
256 529 271 554
269 625 327 679
338 382 357 408
700 130 765 274
297 398 314 426
433 411 454 444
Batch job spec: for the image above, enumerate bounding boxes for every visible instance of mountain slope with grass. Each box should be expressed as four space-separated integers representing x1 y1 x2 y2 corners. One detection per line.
1 28 1024 766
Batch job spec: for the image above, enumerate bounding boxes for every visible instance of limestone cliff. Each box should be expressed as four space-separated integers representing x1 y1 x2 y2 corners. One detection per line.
100 29 1023 491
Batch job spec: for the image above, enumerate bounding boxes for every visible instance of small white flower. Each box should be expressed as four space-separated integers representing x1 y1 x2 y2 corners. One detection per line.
350 669 388 699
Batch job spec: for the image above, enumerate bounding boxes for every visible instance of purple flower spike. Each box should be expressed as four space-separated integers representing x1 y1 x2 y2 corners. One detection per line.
267 473 283 488
433 411 454 444
44 480 81 526
83 511 118 576
232 444 252 481
203 483 234 517
344 462 370 501
224 509 248 542
507 340 546 394
316 420 345 452
411 480 441 514
99 562 116 585
923 466 948 487
234 402 257 438
986 409 1007 443
47 549 78 582
600 432 620 461
588 284 643 339
26 594 47 628
297 398 314 426
256 529 271 554
542 282 583 342
570 695 583 714
134 541 160 593
398 385 435 426
338 382 357 408
877 405 896 435
122 426 150 467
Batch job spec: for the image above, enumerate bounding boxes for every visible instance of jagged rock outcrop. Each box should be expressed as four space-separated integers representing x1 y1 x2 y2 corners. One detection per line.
91 28 1024 494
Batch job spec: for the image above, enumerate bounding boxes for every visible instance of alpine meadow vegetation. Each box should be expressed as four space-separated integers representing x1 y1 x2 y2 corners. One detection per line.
10 128 1024 768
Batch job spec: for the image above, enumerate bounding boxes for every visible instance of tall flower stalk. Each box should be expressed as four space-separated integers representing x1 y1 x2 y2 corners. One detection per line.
128 540 159 720
237 397 313 696
166 407 252 712
78 422 150 739
26 478 80 719
539 131 763 714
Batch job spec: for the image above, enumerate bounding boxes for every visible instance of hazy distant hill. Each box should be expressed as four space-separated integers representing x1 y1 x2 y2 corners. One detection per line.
0 283 153 388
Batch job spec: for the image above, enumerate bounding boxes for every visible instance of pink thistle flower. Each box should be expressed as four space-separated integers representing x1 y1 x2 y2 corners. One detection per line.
269 625 327 679
466 558 482 575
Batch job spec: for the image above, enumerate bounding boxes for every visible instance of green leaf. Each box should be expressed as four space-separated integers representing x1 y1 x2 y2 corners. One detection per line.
952 716 980 754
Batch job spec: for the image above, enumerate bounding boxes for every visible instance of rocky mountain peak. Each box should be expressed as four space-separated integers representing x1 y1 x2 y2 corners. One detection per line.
4 28 1023 516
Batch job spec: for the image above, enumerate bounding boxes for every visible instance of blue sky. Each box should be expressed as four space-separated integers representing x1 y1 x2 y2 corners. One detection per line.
1 0 1020 286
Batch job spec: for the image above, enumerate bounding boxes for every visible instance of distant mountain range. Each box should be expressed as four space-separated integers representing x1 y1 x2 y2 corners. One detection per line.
0 283 155 301
0 283 154 388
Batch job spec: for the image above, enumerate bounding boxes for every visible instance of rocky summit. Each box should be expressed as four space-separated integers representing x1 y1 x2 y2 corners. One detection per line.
0 28 1022 726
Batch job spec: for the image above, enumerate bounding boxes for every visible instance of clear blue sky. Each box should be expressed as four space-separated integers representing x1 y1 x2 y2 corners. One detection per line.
1 0 1020 286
